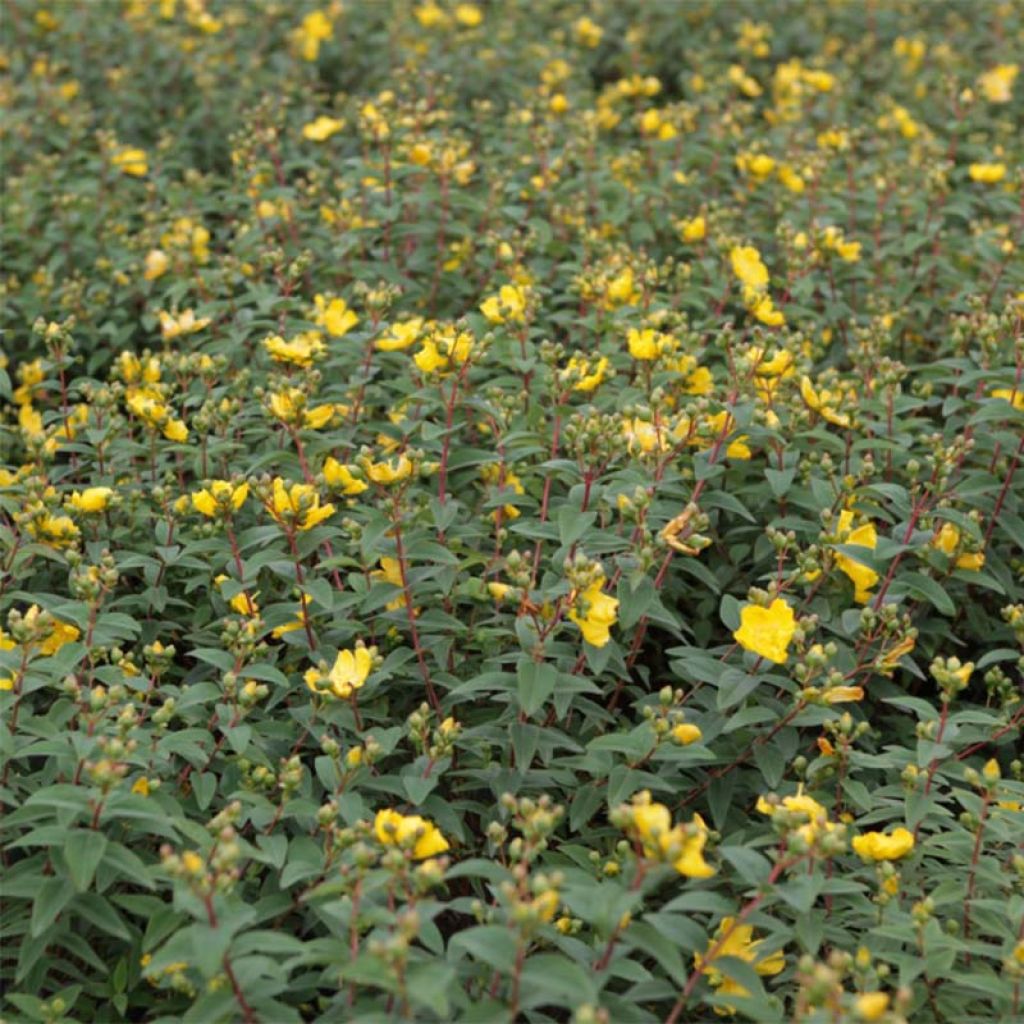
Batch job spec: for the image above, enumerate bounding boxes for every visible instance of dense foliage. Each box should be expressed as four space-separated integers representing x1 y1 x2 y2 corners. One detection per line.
2 2 1023 1022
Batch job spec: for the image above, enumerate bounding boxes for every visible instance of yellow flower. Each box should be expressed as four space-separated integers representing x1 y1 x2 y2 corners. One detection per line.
574 16 603 47
307 643 376 700
834 510 879 603
19 404 44 439
272 594 312 638
800 375 852 428
817 128 849 150
374 809 450 859
736 151 775 178
112 146 148 177
623 416 668 455
159 308 211 340
777 164 805 193
822 685 864 704
745 290 785 327
638 107 675 139
69 487 113 513
413 338 446 375
673 723 702 745
700 411 751 459
480 284 528 324
879 634 916 676
685 366 714 396
990 387 1024 410
143 249 169 281
627 327 661 361
268 388 337 429
181 850 205 875
852 827 915 862
413 327 473 375
978 63 1018 103
756 786 835 844
730 245 769 292
678 215 706 242
264 332 325 367
313 294 359 337
269 478 335 532
454 3 482 27
131 777 150 797
854 992 891 1022
12 358 45 406
628 796 715 878
191 480 249 518
323 457 367 495
302 115 345 141
605 266 639 307
672 816 715 878
481 464 525 519
568 575 619 648
363 454 413 486
214 575 258 616
9 606 80 654
28 513 81 549
950 661 974 688
38 617 81 655
414 1 449 28
754 348 794 379
956 551 985 571
932 522 984 570
295 9 333 61
562 355 609 392
370 557 407 612
821 226 862 262
375 317 424 351
117 351 161 385
125 391 189 442
837 239 861 261
694 917 785 1012
969 162 1007 184
323 646 374 698
733 598 796 663
35 8 59 30
521 889 557 922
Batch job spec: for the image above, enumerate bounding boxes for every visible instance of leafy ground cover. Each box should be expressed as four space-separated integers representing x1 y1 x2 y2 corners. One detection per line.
1 1 1023 1022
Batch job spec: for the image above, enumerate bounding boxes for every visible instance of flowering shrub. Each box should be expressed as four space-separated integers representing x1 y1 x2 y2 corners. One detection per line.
2 2 1024 1022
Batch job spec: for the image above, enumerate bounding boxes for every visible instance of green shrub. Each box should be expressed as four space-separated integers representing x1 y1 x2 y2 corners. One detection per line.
2 2 1023 1022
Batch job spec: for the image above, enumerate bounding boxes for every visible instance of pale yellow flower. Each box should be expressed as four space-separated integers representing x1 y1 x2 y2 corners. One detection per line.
568 576 619 648
734 598 796 663
374 809 449 859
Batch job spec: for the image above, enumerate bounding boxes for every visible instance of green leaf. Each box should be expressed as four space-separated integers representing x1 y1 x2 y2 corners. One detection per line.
720 847 772 886
402 772 438 806
63 830 109 892
406 962 457 1016
188 923 235 978
558 505 596 546
765 467 796 497
516 659 557 717
717 668 763 710
449 925 518 972
31 877 77 937
892 572 956 616
519 953 598 1008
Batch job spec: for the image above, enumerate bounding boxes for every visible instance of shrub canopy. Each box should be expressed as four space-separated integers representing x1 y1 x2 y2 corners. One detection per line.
1 2 1023 1023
